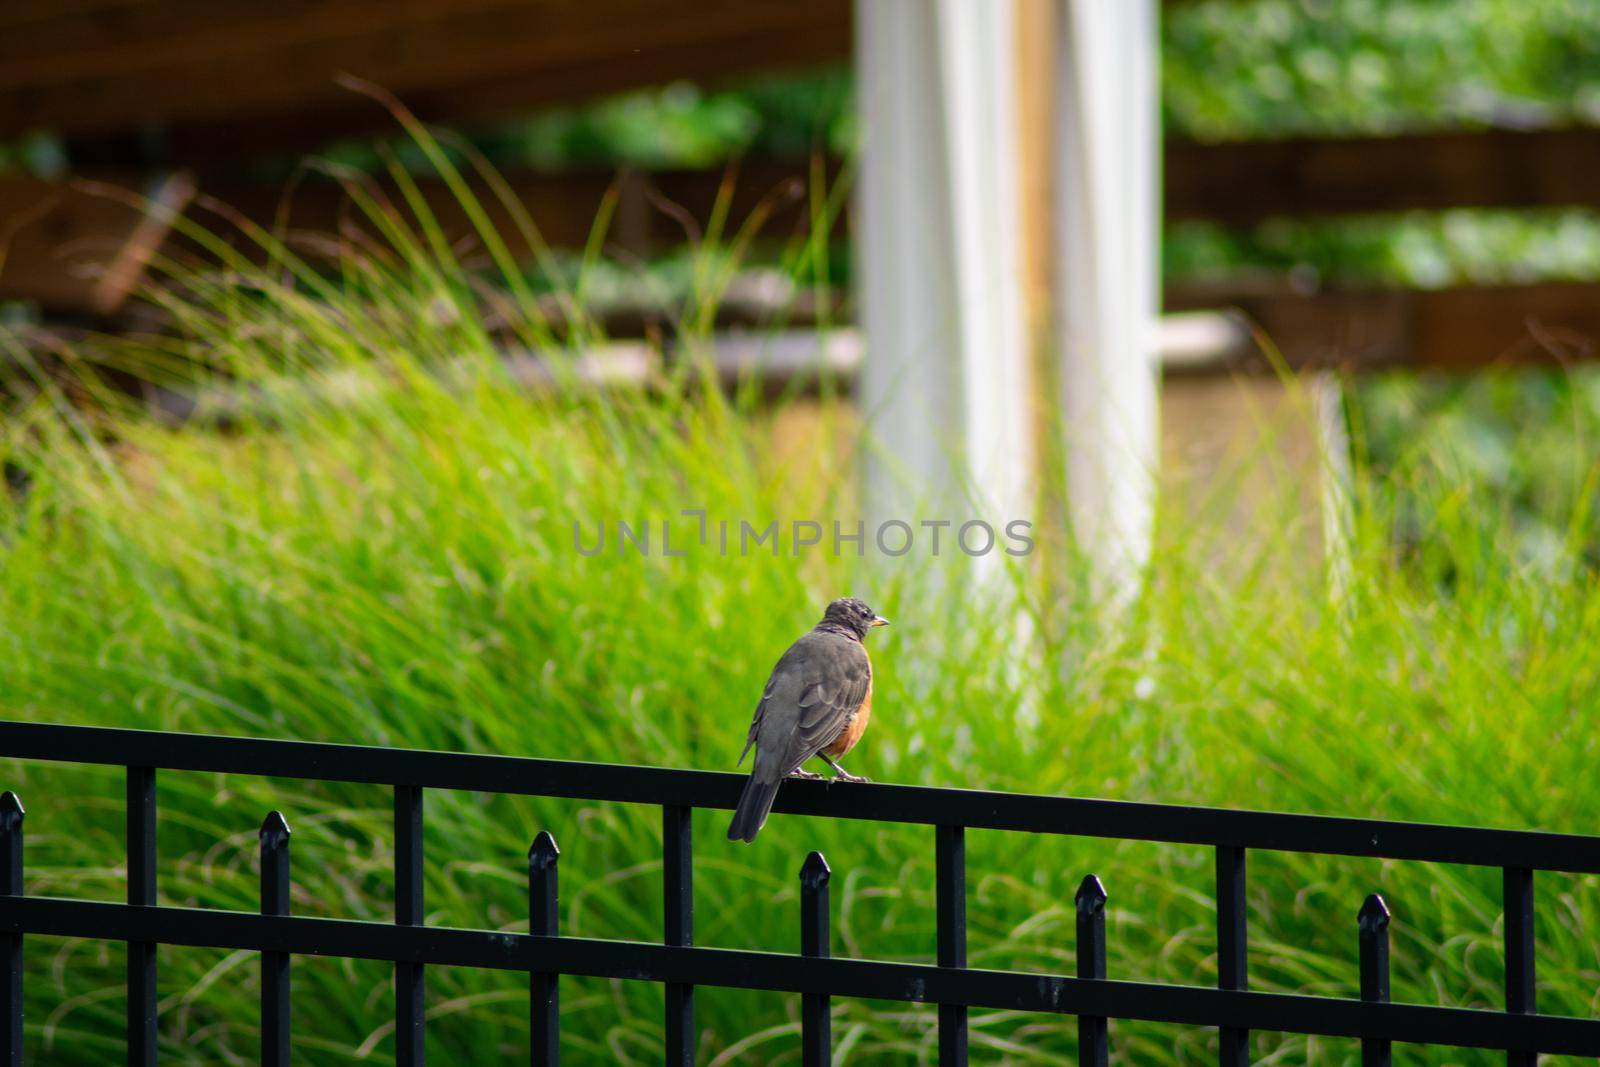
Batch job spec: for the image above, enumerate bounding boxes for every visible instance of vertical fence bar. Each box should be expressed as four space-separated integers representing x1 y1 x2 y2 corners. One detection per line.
1216 844 1247 1067
529 831 560 1067
800 851 832 1067
663 805 694 1066
394 784 425 1066
1076 875 1108 1067
1504 866 1535 1067
0 793 23 1067
936 824 968 1065
1358 893 1391 1067
259 812 291 1067
127 766 157 1067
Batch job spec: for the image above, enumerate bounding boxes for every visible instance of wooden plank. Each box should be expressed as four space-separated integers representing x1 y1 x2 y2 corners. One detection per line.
196 156 840 257
1 2 460 82
36 126 1600 232
0 174 191 314
1165 281 1600 374
166 127 1600 254
16 284 1600 395
98 127 1600 258
85 174 195 315
0 159 839 313
6 0 1593 237
302 125 1600 230
0 0 851 140
9 176 1600 380
1166 127 1600 225
0 0 145 33
0 1 522 78
384 282 1538 384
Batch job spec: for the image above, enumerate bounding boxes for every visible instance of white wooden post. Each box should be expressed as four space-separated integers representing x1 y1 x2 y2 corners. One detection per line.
855 0 1029 577
855 0 1161 584
1052 0 1161 579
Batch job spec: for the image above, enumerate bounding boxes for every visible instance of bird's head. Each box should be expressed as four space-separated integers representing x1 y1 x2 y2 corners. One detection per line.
820 597 889 640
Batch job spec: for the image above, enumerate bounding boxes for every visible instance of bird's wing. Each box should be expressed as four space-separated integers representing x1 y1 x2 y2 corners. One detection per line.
736 675 774 766
747 632 871 779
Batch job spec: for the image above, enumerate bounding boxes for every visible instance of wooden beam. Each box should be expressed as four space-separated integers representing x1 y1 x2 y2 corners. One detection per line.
18 281 1600 392
1165 281 1600 374
12 165 1600 383
2 0 1207 151
705 288 1600 377
0 174 192 315
1165 127 1600 225
207 157 842 256
0 159 839 313
45 126 1600 283
30 114 1600 232
0 0 851 141
7 0 1593 236
164 127 1600 265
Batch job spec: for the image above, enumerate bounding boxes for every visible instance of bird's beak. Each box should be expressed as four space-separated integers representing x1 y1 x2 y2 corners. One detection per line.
871 616 890 628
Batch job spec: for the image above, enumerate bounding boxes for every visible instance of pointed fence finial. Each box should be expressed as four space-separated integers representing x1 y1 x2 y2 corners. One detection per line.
259 810 290 849
1357 889 1393 1063
798 849 832 1063
1358 892 1390 933
1076 874 1107 914
529 830 560 869
0 784 20 1064
1075 871 1110 1062
529 825 561 1062
800 851 831 890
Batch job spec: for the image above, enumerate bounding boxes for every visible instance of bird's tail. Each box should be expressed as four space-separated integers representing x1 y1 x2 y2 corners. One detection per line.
727 773 782 843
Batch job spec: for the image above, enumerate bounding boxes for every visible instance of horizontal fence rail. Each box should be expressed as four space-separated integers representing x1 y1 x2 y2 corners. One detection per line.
0 719 1597 1064
1 900 1598 1055
3 721 1597 871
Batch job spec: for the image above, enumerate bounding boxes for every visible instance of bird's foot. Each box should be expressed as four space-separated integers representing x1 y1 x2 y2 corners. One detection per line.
829 769 871 784
788 769 825 781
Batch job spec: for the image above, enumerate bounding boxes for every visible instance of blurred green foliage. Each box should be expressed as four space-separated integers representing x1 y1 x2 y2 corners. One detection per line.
314 70 855 179
0 129 67 179
1356 367 1600 570
497 70 857 168
426 0 1600 168
1164 0 1600 138
357 0 1600 170
1166 208 1600 287
1160 0 1600 288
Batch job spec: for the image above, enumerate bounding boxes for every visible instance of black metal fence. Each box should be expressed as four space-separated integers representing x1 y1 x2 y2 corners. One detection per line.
0 719 1598 1065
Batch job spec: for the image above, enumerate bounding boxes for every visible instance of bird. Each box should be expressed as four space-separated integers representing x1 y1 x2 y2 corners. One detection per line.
727 597 889 843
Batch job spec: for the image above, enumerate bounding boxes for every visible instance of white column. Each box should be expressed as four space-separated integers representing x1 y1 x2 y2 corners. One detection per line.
855 0 1029 575
1052 0 1161 579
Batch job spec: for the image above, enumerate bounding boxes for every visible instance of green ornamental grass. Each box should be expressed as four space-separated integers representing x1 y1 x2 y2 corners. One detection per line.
2 127 1600 1064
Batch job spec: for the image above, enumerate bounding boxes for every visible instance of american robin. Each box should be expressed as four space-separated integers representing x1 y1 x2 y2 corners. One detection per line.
727 597 889 843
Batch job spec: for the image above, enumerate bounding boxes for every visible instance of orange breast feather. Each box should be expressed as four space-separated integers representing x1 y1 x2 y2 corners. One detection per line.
823 675 872 758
